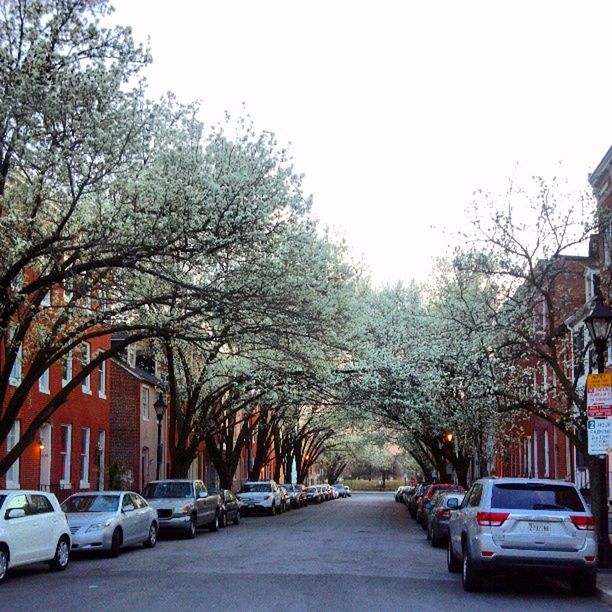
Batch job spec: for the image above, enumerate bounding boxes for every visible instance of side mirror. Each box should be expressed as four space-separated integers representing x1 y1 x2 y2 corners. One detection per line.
6 508 26 520
447 498 459 509
198 491 207 499
123 504 135 513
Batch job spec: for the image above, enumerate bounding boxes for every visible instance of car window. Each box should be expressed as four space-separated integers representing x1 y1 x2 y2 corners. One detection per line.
195 481 206 497
29 494 54 514
62 495 120 513
132 494 147 509
5 494 29 517
143 481 194 498
468 484 483 507
122 494 135 509
241 483 272 493
461 486 475 508
491 483 585 511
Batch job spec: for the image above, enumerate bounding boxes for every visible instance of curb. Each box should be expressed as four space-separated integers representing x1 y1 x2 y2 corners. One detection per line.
597 585 612 606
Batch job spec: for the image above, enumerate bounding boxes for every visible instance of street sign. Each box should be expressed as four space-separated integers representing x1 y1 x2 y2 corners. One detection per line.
587 418 612 455
587 373 612 418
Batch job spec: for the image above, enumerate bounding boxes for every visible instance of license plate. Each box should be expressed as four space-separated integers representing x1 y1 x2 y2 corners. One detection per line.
248 504 254 509
528 522 550 533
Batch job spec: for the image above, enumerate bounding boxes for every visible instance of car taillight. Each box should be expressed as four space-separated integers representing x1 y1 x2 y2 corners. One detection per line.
570 515 595 531
437 509 451 520
181 504 192 515
477 512 509 527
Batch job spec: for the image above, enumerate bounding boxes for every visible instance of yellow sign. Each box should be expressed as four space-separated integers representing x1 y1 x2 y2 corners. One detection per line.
587 373 612 388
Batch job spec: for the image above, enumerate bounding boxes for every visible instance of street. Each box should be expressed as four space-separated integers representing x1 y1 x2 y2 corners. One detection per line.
0 492 606 611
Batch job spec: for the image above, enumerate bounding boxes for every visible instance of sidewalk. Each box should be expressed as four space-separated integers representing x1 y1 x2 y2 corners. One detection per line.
598 570 612 605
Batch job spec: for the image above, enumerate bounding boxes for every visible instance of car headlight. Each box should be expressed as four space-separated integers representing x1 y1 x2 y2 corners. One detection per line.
86 520 112 532
175 504 193 515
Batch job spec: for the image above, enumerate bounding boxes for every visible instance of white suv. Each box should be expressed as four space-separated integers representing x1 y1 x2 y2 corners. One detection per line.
238 481 283 515
0 490 71 584
447 478 597 595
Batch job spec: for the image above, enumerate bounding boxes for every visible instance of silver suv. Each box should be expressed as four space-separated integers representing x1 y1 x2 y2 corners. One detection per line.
447 478 597 595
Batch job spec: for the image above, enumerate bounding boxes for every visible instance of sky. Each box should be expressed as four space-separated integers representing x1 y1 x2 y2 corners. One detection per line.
110 0 612 285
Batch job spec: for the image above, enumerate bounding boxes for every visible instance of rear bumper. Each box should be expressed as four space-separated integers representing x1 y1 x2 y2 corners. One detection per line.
473 554 597 576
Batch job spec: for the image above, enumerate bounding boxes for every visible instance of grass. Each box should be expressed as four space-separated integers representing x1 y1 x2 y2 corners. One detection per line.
342 479 406 492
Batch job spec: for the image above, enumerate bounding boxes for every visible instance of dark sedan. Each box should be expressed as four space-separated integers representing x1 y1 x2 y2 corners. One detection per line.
306 486 322 504
208 488 241 527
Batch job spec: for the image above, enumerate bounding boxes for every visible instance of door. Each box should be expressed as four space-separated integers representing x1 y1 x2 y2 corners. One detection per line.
120 493 139 544
3 494 38 564
28 494 57 559
39 424 52 489
131 494 151 539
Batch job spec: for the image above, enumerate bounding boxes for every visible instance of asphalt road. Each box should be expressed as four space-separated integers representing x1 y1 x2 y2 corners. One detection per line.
0 492 607 611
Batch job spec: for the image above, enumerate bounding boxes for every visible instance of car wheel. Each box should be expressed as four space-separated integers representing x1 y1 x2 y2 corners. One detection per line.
270 502 276 516
426 523 432 540
143 522 157 548
208 513 219 532
109 528 122 558
462 545 481 591
233 510 241 525
447 538 460 573
49 536 70 571
431 528 441 548
220 511 227 528
186 514 197 539
0 545 8 584
570 571 597 596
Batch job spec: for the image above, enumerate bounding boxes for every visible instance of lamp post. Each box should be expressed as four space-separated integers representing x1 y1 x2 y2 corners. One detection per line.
584 294 612 568
154 392 166 480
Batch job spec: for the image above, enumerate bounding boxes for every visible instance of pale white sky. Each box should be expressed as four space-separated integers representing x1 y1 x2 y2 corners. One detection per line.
111 0 612 285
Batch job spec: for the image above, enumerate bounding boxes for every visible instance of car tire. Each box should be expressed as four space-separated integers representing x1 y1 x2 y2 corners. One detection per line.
186 515 197 539
143 522 157 548
49 536 70 571
233 510 241 525
431 528 442 548
426 523 432 540
462 545 481 591
220 511 227 528
0 545 8 584
109 528 122 558
208 513 219 532
270 503 276 516
570 571 597 596
447 539 460 573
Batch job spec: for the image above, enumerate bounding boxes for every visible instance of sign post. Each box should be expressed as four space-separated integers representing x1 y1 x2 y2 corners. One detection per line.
587 373 612 455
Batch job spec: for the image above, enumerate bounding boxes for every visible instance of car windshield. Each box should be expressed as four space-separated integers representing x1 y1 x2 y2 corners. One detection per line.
491 483 585 511
240 483 272 493
281 485 293 491
143 482 193 499
62 495 120 513
307 487 317 493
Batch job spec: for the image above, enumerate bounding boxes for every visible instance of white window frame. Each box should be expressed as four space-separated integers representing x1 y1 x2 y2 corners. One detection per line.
533 432 539 479
8 326 22 386
6 420 20 488
62 350 73 387
39 367 50 394
81 342 91 394
142 386 150 421
98 358 106 399
544 430 550 477
60 424 72 488
80 427 90 488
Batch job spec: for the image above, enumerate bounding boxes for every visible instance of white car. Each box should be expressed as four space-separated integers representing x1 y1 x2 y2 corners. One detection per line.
238 481 284 515
0 490 71 584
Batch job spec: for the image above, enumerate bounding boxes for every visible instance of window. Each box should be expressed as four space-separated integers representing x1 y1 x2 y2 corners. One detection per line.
81 342 91 393
533 432 539 479
62 351 73 386
544 430 550 477
80 428 90 488
142 386 150 420
60 425 72 487
98 358 106 399
491 483 584 512
29 494 53 514
6 421 20 488
39 368 50 394
8 336 22 387
5 494 28 517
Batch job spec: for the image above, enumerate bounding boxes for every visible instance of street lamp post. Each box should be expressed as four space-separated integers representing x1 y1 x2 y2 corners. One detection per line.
584 294 612 568
154 392 167 480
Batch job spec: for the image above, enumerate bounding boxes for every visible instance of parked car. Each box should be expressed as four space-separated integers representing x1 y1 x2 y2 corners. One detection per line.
333 484 347 498
418 484 464 529
278 485 292 511
306 486 322 504
408 483 428 519
294 484 308 507
447 478 597 595
401 487 415 506
63 491 158 557
395 486 408 502
238 481 284 515
143 479 221 537
344 486 352 497
208 489 241 527
0 490 71 584
281 484 301 509
427 492 465 547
